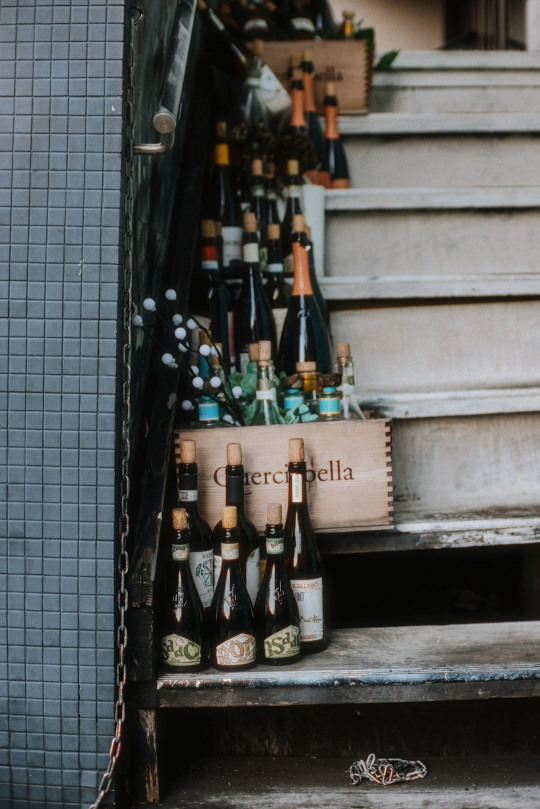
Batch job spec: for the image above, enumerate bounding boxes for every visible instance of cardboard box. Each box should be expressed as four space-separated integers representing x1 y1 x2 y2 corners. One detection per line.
174 415 393 534
263 39 372 114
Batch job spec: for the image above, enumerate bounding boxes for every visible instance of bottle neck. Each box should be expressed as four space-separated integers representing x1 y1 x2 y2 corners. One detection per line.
338 356 355 386
255 362 277 401
324 100 339 140
225 466 245 512
267 239 284 273
302 69 316 113
288 461 308 506
291 240 314 296
214 142 231 166
198 397 220 422
178 464 200 513
290 83 307 129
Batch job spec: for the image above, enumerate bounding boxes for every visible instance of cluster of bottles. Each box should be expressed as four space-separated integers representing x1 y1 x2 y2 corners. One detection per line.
159 437 324 671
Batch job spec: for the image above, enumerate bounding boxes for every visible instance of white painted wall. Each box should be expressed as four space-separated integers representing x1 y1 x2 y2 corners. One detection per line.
328 0 445 51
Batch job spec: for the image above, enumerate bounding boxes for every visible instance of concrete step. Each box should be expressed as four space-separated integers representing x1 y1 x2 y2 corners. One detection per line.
324 188 540 280
370 50 540 113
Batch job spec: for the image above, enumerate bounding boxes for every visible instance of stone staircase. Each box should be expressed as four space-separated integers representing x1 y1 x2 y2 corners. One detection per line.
323 51 540 540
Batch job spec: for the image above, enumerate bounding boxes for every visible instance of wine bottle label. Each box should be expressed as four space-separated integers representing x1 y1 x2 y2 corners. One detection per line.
172 543 190 561
214 143 230 165
259 65 290 117
252 183 265 198
161 634 201 666
198 400 219 421
215 632 256 667
256 388 277 402
319 395 340 416
272 307 288 345
179 489 198 502
267 262 284 274
292 243 314 296
189 548 214 609
222 542 240 560
291 16 316 33
290 578 324 642
266 537 284 554
291 472 303 504
264 625 300 659
201 259 219 271
242 242 259 263
246 546 261 605
222 226 243 267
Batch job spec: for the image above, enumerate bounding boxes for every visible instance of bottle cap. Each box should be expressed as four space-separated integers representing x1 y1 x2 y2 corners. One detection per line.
289 437 305 463
267 502 282 525
222 506 238 529
292 213 305 233
180 440 196 463
248 342 259 362
287 159 300 176
337 342 351 358
227 442 242 466
343 9 355 19
201 219 215 238
243 211 257 233
258 340 272 362
216 121 227 138
322 386 336 394
172 508 188 531
252 38 265 57
267 223 280 240
251 158 264 176
326 82 337 96
296 360 317 372
302 50 312 62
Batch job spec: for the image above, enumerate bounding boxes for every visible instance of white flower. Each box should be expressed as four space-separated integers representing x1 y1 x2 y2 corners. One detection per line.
181 400 194 411
131 314 143 327
172 314 183 326
222 414 234 424
232 386 242 399
186 318 197 330
178 343 188 353
210 377 221 388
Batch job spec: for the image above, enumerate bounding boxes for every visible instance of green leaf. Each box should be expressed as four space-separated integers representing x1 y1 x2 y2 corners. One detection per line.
375 50 400 72
301 412 318 422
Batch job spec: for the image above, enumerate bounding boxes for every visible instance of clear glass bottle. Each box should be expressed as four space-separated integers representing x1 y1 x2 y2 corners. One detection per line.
336 341 365 420
296 360 319 415
250 340 284 426
254 502 301 665
196 395 233 428
318 385 343 422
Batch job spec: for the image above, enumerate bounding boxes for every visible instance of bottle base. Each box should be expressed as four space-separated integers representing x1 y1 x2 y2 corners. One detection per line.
300 638 327 655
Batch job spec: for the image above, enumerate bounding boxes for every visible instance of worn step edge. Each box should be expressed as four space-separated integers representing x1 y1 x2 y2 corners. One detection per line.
374 50 540 71
325 186 540 211
336 112 540 136
320 274 540 299
356 387 540 419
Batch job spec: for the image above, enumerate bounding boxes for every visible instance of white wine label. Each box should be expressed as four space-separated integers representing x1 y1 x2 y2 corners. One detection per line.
264 625 300 659
272 307 288 345
291 578 324 642
291 473 303 504
189 548 213 609
222 542 240 560
266 537 284 554
259 64 290 117
161 634 201 666
246 547 260 605
243 242 259 263
216 632 256 667
222 226 243 266
255 388 277 401
179 489 198 502
213 554 222 591
291 16 316 33
172 543 190 561
267 262 284 274
198 400 219 421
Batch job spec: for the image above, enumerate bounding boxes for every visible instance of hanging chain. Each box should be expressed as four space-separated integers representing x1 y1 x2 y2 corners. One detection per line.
89 12 137 809
350 754 427 787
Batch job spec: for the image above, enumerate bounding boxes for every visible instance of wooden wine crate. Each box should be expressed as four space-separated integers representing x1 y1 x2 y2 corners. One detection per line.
173 415 393 534
263 39 372 114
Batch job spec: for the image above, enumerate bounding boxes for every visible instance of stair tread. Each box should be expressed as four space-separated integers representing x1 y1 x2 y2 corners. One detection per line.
338 111 540 135
325 186 540 210
319 273 540 299
374 49 540 71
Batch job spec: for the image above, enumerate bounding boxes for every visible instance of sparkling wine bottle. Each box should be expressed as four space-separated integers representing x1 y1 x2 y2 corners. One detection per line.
210 121 244 281
301 51 326 178
323 83 351 189
254 502 301 665
212 442 261 605
284 438 327 654
281 159 304 278
278 214 332 375
210 506 257 670
264 161 280 226
160 508 209 672
177 441 214 610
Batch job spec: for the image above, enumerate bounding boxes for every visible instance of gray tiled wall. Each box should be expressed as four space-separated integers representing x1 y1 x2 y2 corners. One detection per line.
0 0 125 806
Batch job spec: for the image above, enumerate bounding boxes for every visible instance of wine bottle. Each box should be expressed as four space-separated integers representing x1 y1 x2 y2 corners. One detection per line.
340 9 356 38
264 222 291 346
254 502 301 665
210 121 244 282
301 51 326 177
250 340 284 426
283 385 304 414
323 83 351 189
264 161 280 226
160 508 209 672
212 442 261 605
199 219 236 373
281 159 304 278
239 1 274 41
284 438 326 653
318 385 343 421
288 0 317 39
250 158 269 274
235 212 277 375
197 0 249 80
336 341 365 420
278 214 332 375
288 68 309 139
297 360 319 415
210 506 256 670
305 224 329 326
178 440 215 610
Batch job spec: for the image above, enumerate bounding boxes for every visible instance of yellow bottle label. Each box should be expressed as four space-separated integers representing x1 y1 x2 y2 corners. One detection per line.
264 625 300 659
214 143 230 165
161 634 201 666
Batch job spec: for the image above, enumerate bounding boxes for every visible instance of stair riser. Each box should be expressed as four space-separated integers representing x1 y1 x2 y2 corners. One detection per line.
390 413 540 521
343 135 540 188
326 209 540 276
329 301 540 395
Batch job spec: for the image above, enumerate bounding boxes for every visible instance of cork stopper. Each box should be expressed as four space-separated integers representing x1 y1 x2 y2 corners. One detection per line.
267 223 280 240
222 506 237 530
216 121 227 138
243 211 257 233
287 159 299 176
248 342 259 362
292 214 306 233
337 342 351 359
251 158 263 176
297 360 317 372
258 340 272 362
172 508 188 531
343 9 355 20
302 50 312 62
289 438 305 463
180 440 196 464
227 442 242 466
267 502 282 525
201 219 215 239
326 82 337 96
252 38 265 57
